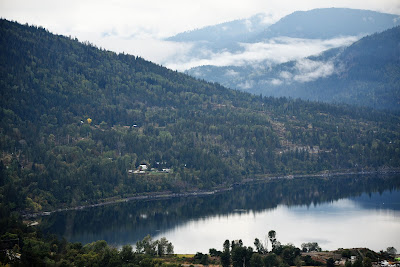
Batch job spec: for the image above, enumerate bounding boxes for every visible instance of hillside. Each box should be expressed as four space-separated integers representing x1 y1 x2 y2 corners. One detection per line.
187 26 400 110
1 19 400 213
166 13 270 52
253 8 400 40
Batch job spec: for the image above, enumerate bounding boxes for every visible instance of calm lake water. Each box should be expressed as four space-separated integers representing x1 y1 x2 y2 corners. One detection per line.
40 174 400 253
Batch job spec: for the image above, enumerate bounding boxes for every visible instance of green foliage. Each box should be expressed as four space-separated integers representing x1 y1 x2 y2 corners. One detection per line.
303 255 323 266
301 242 321 252
254 238 266 254
194 252 209 265
0 19 399 215
342 249 352 258
327 258 335 267
250 253 264 267
353 258 363 267
136 235 174 256
386 247 397 256
231 245 253 267
209 248 222 257
363 257 373 267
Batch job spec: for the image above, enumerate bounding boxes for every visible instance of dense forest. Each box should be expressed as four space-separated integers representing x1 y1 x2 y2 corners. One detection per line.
0 19 400 216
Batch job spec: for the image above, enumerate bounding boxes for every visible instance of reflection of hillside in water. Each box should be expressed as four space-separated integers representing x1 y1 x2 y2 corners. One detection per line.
40 174 400 246
349 190 400 211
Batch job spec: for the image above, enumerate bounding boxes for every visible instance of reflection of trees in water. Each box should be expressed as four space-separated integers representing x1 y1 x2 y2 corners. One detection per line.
41 174 400 245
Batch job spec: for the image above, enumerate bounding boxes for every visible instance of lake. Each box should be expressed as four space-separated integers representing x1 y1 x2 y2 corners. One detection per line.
40 174 400 253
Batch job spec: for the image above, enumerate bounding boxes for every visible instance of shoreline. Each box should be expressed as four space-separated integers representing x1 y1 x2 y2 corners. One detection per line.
22 168 400 218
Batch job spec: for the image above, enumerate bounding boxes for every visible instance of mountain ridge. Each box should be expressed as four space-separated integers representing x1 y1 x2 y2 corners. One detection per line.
253 8 400 41
187 26 400 110
165 7 400 70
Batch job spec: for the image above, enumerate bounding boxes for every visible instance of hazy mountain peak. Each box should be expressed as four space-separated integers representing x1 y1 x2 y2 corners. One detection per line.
255 8 400 40
166 13 271 43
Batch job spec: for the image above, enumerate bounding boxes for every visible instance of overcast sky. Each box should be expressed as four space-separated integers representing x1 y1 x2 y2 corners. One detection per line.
1 0 400 69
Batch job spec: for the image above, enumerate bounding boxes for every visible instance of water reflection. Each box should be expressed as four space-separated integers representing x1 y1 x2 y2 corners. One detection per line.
40 174 400 253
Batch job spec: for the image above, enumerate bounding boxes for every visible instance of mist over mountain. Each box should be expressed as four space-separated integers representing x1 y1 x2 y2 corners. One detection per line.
187 26 400 110
166 13 271 51
164 8 400 71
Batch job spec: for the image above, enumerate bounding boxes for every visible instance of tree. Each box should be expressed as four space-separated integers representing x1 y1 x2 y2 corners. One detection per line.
254 238 265 254
250 253 264 267
327 258 335 267
209 248 222 257
135 235 173 257
231 246 253 267
166 242 174 255
301 242 321 252
363 257 372 267
264 253 279 267
135 235 156 255
156 237 169 256
342 249 352 258
294 256 302 267
353 259 363 267
221 251 231 267
268 230 277 251
223 239 230 253
386 247 397 256
221 239 231 267
280 244 301 266
194 252 209 265
120 244 134 263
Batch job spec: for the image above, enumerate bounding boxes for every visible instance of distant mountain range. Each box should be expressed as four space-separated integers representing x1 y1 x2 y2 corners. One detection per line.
187 26 400 110
166 8 400 110
168 8 399 54
252 8 400 40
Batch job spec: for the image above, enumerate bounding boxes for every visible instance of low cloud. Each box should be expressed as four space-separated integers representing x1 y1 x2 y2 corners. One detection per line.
279 71 293 80
225 69 240 76
270 79 283 85
162 35 359 71
237 80 255 90
86 33 194 66
293 59 335 82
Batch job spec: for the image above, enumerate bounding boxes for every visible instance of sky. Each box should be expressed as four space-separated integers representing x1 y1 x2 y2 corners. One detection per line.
1 0 400 71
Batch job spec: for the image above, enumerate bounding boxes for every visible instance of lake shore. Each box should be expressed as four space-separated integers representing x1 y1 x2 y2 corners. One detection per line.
21 168 400 218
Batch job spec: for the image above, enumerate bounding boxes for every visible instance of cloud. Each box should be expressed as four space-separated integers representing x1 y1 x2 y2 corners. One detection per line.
270 79 283 85
84 33 194 65
293 59 335 82
237 80 255 90
280 71 293 80
163 35 359 71
225 69 240 77
1 0 399 72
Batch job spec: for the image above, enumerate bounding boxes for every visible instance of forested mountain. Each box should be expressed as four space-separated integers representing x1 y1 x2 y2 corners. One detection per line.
166 13 270 52
252 8 400 41
187 26 400 110
1 19 400 214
